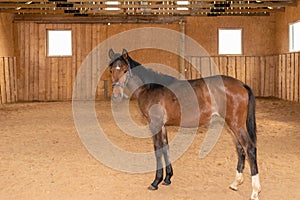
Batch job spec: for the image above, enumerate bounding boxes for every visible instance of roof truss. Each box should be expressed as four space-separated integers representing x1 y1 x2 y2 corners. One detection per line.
0 0 297 17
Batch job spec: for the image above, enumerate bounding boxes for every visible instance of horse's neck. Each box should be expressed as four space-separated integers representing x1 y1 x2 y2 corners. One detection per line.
130 64 177 86
126 75 145 99
127 57 177 97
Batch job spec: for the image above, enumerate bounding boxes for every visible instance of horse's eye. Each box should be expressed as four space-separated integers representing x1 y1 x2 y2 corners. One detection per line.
124 70 127 73
110 69 112 73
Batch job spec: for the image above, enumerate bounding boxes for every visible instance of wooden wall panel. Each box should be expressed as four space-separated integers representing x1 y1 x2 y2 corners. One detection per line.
264 56 270 96
185 55 280 97
211 57 219 76
221 57 228 76
14 22 182 102
276 52 300 103
0 58 6 103
15 22 110 102
0 13 15 57
0 57 17 103
275 2 300 54
3 58 11 102
259 57 265 97
1 52 300 104
186 16 276 56
9 20 300 104
294 53 300 102
253 57 261 96
200 57 211 78
286 54 291 101
38 23 45 101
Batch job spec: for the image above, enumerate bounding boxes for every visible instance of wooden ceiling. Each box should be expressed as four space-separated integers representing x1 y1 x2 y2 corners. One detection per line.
0 0 297 18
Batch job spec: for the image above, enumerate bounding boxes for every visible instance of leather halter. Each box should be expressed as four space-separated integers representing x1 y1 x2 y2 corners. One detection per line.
111 61 132 89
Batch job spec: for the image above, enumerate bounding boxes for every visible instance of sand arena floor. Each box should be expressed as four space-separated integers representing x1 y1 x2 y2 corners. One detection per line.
0 98 300 200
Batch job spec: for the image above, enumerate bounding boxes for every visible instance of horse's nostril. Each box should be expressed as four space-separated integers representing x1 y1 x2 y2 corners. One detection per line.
112 93 120 98
112 93 122 102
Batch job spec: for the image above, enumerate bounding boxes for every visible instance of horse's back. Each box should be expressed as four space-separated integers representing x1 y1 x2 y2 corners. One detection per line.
139 75 250 127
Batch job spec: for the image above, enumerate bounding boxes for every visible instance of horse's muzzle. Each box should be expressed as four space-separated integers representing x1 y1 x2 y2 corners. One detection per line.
111 93 123 103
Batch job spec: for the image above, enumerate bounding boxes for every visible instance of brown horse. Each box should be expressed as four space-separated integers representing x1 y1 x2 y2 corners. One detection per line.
108 49 261 200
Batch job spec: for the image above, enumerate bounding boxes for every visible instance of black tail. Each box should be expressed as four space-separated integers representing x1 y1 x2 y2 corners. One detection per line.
244 84 257 144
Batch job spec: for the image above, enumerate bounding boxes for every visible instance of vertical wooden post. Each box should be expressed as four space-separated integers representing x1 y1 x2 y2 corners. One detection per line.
0 57 6 103
296 53 300 102
260 56 266 97
38 23 46 101
104 80 108 100
4 57 11 103
179 20 185 79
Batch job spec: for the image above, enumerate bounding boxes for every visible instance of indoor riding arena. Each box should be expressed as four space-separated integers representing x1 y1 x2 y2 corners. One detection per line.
1 1 300 200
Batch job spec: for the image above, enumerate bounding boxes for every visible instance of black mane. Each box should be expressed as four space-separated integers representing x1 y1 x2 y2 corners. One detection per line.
127 56 177 89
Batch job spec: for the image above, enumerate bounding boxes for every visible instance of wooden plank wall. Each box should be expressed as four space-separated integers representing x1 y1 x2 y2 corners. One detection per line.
6 21 299 103
0 56 17 104
278 53 300 102
186 55 279 98
15 22 109 102
186 53 300 102
14 22 180 102
1 52 299 104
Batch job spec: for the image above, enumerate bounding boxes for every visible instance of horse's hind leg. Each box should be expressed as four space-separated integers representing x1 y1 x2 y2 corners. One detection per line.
248 141 261 200
230 139 246 191
229 126 261 200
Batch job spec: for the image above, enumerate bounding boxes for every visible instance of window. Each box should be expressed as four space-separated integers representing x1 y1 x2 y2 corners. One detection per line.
218 29 242 55
47 30 72 56
289 21 300 52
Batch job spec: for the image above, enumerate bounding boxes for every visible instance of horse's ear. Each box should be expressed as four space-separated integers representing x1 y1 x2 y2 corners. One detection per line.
122 49 128 61
109 49 115 59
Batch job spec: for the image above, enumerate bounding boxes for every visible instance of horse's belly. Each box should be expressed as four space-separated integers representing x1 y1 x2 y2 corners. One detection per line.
165 110 211 128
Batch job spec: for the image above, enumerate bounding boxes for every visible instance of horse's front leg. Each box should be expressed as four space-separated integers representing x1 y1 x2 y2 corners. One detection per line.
161 125 173 185
148 127 173 190
147 104 173 190
148 129 164 190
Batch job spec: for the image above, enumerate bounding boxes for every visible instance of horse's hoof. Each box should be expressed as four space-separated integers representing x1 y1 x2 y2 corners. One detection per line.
162 180 171 185
250 191 260 200
229 184 238 191
148 185 158 190
250 196 259 200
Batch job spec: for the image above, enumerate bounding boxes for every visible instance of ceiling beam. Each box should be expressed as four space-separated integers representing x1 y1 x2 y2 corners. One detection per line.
0 0 296 17
14 14 186 23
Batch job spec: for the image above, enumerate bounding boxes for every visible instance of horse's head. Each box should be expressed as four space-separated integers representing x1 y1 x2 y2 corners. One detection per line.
108 48 131 102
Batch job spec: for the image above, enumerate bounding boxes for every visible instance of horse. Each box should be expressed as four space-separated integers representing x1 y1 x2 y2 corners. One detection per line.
108 49 261 200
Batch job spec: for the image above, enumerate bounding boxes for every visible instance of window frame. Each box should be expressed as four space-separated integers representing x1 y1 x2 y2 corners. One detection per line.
289 20 300 53
47 29 73 57
218 28 243 55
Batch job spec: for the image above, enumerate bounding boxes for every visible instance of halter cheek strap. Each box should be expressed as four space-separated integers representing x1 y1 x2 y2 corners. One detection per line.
127 63 132 77
111 62 132 89
112 81 127 88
